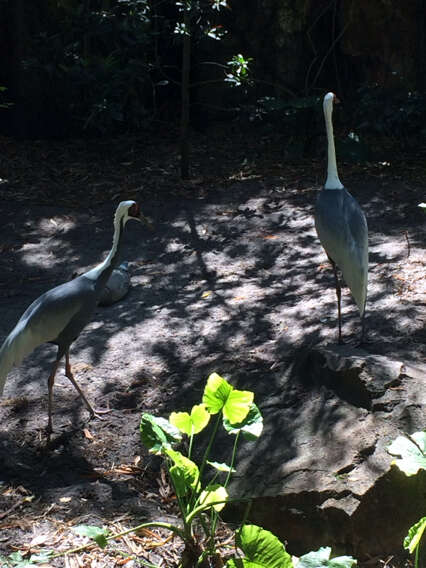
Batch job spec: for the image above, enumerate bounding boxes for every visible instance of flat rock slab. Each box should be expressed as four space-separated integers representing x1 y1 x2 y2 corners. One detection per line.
227 345 426 559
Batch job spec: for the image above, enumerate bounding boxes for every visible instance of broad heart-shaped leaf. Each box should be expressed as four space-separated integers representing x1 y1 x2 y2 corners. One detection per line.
73 525 109 548
140 413 182 454
164 447 200 497
387 431 426 476
223 403 263 440
203 373 233 414
235 524 292 568
404 516 426 554
296 547 357 567
203 373 254 424
199 484 228 512
169 403 210 436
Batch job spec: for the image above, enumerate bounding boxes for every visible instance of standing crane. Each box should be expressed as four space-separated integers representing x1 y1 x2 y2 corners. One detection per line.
0 200 146 433
315 92 368 343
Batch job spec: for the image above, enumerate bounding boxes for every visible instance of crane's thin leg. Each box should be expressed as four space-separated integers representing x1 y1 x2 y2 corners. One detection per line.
47 359 61 435
359 311 366 345
330 258 343 344
64 350 112 419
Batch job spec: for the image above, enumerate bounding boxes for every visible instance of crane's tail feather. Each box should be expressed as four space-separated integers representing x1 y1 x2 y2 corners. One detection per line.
0 335 17 395
0 322 42 396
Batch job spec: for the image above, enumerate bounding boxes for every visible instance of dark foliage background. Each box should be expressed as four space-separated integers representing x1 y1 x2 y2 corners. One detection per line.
0 0 426 155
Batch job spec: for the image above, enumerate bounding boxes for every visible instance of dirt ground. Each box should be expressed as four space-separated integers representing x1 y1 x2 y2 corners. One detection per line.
0 127 424 567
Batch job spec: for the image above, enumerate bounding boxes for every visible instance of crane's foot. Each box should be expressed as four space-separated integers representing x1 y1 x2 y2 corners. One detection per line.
87 407 113 422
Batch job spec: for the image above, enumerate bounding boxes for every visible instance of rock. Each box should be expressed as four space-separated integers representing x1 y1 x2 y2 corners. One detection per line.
98 262 131 306
226 346 426 561
71 261 131 306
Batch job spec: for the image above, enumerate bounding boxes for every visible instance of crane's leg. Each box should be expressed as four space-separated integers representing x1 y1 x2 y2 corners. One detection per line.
47 358 61 435
64 350 111 419
359 311 366 345
330 258 343 344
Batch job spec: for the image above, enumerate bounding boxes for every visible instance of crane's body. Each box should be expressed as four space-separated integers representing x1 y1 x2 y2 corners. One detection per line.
0 200 143 433
315 93 368 342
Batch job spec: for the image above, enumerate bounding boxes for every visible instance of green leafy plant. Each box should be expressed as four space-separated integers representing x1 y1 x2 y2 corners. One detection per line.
387 431 426 567
140 371 262 566
0 374 357 567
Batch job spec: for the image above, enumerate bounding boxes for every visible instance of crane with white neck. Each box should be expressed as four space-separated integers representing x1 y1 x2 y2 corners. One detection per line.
0 201 148 434
315 92 368 343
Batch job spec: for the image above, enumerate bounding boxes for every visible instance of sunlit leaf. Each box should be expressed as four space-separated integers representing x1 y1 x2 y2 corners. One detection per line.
387 431 426 476
223 403 263 440
404 517 426 554
223 390 254 424
234 524 292 568
164 447 200 496
73 525 109 548
203 373 253 424
203 373 233 414
297 547 357 567
170 404 210 436
199 484 228 512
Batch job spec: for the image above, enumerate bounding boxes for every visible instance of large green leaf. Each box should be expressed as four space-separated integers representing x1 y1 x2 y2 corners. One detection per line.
199 484 228 512
223 403 263 440
297 547 357 567
404 517 426 554
203 373 233 414
234 524 292 568
140 413 182 454
164 447 200 497
203 373 254 424
387 431 426 476
169 403 210 436
73 525 109 548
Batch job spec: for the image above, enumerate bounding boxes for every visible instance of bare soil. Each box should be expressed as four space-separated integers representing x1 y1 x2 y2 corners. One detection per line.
0 126 424 567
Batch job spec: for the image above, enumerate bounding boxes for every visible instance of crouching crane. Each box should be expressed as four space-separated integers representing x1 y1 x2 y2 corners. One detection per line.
0 200 147 434
315 93 368 343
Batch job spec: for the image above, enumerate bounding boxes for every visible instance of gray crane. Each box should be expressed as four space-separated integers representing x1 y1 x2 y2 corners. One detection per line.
0 200 146 433
315 92 368 343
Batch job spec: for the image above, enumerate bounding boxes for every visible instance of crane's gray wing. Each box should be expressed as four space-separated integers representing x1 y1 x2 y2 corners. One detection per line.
315 188 368 315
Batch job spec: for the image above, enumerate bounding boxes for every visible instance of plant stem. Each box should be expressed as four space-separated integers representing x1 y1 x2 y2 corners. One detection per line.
225 431 240 488
199 413 221 482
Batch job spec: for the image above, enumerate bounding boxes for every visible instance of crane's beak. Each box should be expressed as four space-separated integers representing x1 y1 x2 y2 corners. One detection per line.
333 94 341 104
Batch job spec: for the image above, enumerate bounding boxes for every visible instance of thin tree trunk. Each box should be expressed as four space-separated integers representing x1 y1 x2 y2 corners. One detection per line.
180 2 191 179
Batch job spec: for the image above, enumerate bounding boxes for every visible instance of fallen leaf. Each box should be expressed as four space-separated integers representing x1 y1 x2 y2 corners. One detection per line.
60 496 72 503
29 533 50 547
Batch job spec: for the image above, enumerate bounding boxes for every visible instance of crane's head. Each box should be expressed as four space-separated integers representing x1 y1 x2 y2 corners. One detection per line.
323 92 340 114
116 200 152 228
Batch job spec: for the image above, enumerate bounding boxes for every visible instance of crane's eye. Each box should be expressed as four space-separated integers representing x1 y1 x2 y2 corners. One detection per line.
128 203 140 218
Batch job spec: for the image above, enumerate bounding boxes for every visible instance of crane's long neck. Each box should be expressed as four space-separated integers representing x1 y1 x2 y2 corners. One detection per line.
84 213 126 292
324 103 344 190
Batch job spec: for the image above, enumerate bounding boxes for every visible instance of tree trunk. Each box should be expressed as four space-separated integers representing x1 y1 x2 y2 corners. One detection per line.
180 2 191 180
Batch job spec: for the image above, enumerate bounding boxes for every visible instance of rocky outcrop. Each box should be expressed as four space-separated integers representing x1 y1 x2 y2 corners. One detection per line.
227 346 425 560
